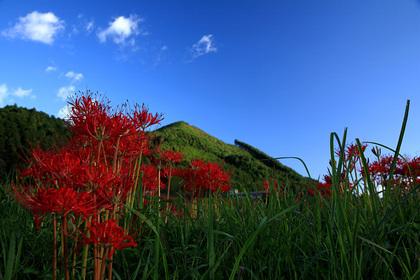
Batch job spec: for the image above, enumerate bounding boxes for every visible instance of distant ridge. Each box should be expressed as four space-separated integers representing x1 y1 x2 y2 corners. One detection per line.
155 121 313 191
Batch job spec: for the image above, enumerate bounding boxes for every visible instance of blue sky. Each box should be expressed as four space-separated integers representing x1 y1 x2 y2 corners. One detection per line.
1 1 420 180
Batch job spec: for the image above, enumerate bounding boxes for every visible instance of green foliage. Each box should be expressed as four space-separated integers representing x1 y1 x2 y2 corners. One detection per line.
0 105 71 180
154 121 313 191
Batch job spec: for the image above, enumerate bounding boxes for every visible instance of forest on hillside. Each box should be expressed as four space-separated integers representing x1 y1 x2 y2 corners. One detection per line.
0 105 71 179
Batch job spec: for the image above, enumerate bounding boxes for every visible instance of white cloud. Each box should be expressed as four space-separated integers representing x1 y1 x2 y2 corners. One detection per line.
65 71 83 82
45 66 56 72
13 87 33 98
2 11 64 44
98 15 142 46
86 20 95 33
0 84 8 106
57 85 75 101
190 34 217 58
0 84 34 106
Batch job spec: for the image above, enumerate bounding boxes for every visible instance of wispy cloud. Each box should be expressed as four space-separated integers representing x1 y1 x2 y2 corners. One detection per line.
57 85 75 101
0 84 8 106
97 15 143 46
45 66 56 72
86 20 95 34
190 34 217 59
13 87 33 98
57 70 82 101
0 84 35 106
65 71 83 82
73 14 95 35
1 11 64 44
154 45 168 66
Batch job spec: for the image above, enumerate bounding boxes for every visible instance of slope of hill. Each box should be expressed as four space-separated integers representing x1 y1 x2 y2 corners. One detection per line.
154 121 313 191
0 105 71 179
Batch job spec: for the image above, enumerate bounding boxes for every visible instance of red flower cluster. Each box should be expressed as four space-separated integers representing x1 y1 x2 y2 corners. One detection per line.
175 159 231 199
366 148 420 194
308 143 367 200
79 219 137 258
308 175 332 199
8 92 168 279
308 142 420 201
8 91 232 279
263 178 285 196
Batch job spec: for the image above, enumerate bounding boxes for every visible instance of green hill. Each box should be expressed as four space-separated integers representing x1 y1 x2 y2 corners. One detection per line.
154 121 313 191
0 106 313 191
0 105 72 180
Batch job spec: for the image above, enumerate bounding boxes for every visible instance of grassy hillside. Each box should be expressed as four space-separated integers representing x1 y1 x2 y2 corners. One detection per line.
154 121 313 191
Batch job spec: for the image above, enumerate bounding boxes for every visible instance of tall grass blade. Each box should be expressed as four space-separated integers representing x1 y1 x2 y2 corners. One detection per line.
386 100 410 191
200 241 233 280
356 138 379 227
228 205 298 280
207 195 215 280
273 156 313 180
3 230 20 280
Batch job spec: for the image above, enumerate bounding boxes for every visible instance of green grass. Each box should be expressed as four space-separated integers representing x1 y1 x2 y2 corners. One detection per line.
2 178 420 279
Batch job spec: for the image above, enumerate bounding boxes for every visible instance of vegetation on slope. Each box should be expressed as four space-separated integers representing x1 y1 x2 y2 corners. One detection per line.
154 121 313 191
0 105 71 180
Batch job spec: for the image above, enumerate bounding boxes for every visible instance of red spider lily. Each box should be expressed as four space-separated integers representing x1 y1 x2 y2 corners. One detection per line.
263 178 286 195
79 219 137 258
117 131 150 158
11 91 169 280
308 174 333 200
141 164 164 194
335 143 367 160
9 185 95 229
159 150 184 165
365 155 396 182
83 163 134 211
176 159 231 199
20 148 88 187
130 103 164 131
364 153 420 194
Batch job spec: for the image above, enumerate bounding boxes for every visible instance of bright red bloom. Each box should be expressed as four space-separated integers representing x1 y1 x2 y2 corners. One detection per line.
80 219 137 257
130 103 164 131
141 164 164 193
159 150 184 165
10 185 94 229
20 147 88 188
176 159 231 198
